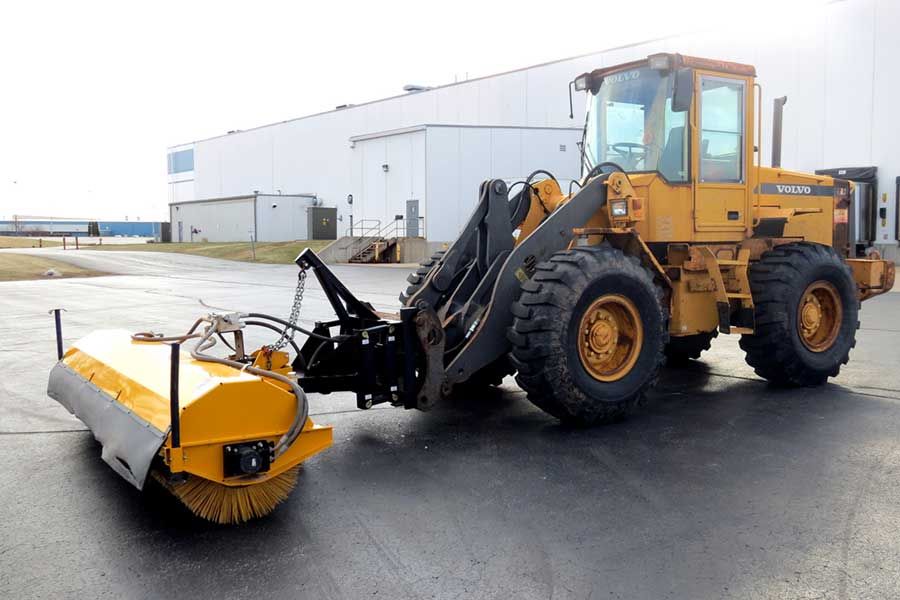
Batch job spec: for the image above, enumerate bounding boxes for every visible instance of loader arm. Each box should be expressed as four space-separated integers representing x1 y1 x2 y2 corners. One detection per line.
402 173 611 387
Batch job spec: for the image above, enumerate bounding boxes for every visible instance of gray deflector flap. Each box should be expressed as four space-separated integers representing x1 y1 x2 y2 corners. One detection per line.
47 362 168 490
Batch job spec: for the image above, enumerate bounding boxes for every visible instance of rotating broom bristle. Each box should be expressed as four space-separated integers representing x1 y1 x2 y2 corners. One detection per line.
152 467 300 524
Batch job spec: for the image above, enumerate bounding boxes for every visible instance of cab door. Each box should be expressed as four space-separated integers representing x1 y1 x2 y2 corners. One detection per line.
693 73 751 235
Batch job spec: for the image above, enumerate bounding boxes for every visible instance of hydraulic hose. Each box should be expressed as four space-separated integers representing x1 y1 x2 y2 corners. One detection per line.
525 169 558 185
244 320 303 359
508 169 560 225
245 312 349 343
132 318 204 343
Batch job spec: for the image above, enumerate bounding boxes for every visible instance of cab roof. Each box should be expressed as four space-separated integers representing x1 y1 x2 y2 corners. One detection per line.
588 53 756 80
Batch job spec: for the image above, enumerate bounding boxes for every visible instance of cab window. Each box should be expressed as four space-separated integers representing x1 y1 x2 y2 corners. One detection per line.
584 66 689 183
699 76 744 183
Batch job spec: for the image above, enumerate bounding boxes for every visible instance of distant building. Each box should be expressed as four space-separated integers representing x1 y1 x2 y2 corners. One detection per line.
168 0 899 256
0 219 164 239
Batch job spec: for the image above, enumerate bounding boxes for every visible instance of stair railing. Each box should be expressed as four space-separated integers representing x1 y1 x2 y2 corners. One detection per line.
347 216 426 262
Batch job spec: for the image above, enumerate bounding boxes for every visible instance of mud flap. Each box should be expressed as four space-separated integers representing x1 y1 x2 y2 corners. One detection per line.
47 362 168 490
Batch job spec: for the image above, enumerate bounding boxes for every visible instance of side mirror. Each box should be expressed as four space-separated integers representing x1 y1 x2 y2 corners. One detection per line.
672 68 693 113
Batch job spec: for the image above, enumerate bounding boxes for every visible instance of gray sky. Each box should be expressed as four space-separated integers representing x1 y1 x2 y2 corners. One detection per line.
0 0 826 221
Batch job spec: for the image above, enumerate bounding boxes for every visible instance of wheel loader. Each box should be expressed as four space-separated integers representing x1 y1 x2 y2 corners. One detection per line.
47 53 894 523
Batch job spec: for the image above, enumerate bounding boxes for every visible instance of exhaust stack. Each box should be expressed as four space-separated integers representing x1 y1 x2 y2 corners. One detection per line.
771 96 788 168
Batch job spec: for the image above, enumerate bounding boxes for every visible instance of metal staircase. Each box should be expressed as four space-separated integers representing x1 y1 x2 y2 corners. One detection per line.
343 218 423 264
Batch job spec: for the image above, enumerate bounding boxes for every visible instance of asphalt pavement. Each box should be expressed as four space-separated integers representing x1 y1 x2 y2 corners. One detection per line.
2 248 899 599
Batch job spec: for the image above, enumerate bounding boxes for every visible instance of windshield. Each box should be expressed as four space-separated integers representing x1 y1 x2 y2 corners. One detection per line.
583 66 688 182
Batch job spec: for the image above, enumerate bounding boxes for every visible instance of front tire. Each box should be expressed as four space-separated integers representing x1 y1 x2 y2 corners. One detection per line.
740 242 859 386
509 246 668 425
399 250 445 305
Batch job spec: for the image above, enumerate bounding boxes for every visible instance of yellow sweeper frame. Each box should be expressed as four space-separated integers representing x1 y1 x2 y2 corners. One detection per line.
49 326 333 523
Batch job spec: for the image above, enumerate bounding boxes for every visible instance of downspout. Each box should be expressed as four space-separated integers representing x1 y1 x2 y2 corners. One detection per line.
771 96 788 168
252 195 258 242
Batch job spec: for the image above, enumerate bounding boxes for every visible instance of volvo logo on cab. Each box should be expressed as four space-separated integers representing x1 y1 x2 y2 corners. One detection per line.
605 70 641 84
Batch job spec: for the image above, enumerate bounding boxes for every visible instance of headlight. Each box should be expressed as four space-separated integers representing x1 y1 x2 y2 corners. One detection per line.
648 53 671 71
611 200 628 217
574 73 592 91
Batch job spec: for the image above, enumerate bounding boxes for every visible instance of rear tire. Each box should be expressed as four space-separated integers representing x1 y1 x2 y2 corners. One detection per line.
740 242 858 386
665 331 717 365
509 245 668 425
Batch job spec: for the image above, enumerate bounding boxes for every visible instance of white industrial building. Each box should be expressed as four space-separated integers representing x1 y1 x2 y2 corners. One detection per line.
168 0 899 257
169 193 335 243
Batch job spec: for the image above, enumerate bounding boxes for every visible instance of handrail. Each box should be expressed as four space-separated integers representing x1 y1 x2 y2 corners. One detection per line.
375 216 425 240
340 220 381 251
344 219 381 238
347 217 426 261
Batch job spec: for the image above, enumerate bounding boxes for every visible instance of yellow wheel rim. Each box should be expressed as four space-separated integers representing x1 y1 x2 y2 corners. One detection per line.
798 281 842 352
577 294 643 382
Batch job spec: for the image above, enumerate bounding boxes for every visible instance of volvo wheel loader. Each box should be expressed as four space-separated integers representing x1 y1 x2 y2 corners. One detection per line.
48 53 894 523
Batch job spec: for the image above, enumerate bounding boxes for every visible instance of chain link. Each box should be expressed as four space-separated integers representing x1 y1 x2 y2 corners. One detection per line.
266 270 307 352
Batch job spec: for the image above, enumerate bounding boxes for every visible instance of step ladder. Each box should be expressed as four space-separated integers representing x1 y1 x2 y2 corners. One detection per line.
699 247 755 334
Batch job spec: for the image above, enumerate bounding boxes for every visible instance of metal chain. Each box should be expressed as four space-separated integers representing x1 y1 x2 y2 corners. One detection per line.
266 270 307 351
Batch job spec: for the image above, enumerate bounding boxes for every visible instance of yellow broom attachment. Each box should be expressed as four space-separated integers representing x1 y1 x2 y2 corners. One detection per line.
47 329 333 524
152 466 300 525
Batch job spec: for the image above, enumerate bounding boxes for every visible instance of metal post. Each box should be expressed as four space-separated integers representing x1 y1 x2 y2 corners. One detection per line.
249 230 257 261
51 308 64 360
771 96 788 168
75 236 79 250
169 343 181 448
62 237 66 250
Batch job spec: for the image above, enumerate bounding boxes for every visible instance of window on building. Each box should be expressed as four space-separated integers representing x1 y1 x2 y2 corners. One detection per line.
167 149 194 174
700 77 744 182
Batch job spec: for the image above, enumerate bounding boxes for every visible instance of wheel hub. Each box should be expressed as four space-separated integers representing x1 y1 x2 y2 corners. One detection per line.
798 281 842 352
578 294 643 382
587 311 619 356
801 298 822 331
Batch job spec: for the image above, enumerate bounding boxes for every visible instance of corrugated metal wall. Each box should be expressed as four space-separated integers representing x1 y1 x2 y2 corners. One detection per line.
424 126 582 241
350 129 427 237
170 198 253 242
169 195 320 242
349 126 581 242
254 194 313 241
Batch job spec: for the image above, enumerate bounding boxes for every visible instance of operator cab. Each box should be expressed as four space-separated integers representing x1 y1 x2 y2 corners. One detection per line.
578 54 754 183
575 53 758 235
